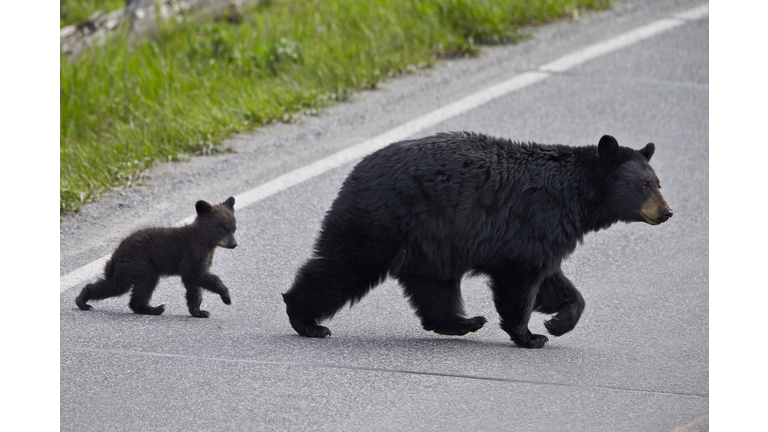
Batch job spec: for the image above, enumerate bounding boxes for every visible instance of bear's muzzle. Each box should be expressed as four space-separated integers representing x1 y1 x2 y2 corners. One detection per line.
639 194 673 225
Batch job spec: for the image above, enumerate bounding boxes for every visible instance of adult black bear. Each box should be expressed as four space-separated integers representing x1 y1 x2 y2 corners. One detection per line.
76 197 238 318
283 133 673 348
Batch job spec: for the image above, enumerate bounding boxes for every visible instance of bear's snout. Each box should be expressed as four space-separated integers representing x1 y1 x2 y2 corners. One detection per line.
218 237 238 249
638 194 673 225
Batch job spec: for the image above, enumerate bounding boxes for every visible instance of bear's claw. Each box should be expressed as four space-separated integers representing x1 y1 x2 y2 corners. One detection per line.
75 295 93 311
76 302 93 311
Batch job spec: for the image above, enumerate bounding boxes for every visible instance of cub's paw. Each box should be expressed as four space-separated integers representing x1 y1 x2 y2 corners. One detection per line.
191 310 210 318
221 292 232 305
512 333 549 349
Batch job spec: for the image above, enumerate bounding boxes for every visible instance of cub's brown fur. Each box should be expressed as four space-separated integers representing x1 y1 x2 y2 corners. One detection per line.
75 197 237 318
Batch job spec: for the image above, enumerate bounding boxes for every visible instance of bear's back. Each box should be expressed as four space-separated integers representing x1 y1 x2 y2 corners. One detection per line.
111 226 190 275
332 132 594 274
346 132 586 212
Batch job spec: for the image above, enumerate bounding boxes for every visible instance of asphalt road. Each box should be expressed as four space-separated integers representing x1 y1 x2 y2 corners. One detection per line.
60 1 709 430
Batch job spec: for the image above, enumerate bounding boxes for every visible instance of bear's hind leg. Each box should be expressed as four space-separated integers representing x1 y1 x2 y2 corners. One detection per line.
283 256 387 338
398 274 486 336
535 268 585 337
75 277 131 311
128 274 165 316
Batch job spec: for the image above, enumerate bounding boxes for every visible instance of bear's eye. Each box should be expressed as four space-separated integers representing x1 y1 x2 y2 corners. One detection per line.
220 227 228 234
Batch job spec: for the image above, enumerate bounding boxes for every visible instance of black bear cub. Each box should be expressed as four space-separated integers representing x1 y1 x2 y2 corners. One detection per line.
283 133 673 348
76 197 237 318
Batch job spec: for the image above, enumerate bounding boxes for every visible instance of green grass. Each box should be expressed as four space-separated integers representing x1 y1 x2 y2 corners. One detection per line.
61 0 125 28
60 0 612 214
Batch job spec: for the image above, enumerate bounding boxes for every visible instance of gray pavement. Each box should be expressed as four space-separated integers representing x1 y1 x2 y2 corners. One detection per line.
60 1 709 430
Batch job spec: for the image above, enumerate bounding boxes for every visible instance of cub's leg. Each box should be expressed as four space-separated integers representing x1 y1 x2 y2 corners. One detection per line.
486 266 548 348
187 273 231 305
183 284 209 318
128 273 165 315
397 274 486 336
75 277 131 311
534 268 585 337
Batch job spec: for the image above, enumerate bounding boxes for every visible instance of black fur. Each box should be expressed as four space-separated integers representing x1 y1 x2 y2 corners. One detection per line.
282 133 672 348
76 197 238 318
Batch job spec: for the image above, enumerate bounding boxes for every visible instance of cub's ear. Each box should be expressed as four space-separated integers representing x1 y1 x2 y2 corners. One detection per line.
223 196 235 211
195 200 212 215
638 143 655 161
598 135 619 161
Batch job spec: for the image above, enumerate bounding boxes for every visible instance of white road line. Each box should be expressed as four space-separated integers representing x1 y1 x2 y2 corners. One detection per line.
539 4 708 73
60 3 709 294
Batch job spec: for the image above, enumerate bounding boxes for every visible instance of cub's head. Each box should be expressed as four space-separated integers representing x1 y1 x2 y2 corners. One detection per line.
598 135 673 226
195 196 238 249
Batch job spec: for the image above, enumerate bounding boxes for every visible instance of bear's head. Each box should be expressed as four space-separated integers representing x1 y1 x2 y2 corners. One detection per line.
195 197 238 249
597 135 673 226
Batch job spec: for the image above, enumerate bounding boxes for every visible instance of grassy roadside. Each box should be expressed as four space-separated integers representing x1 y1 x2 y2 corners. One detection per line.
61 0 125 28
60 0 612 214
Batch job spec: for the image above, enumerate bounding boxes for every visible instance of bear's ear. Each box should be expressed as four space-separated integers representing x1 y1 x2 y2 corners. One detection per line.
223 196 235 211
195 200 212 215
638 143 655 162
598 135 619 162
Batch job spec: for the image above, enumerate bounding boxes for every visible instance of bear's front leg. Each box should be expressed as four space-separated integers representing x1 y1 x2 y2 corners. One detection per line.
183 283 210 318
204 273 232 305
487 267 549 349
188 273 232 306
534 268 585 337
281 292 332 338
